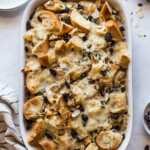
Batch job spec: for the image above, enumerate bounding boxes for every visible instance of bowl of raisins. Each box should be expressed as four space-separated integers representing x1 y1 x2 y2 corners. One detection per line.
143 102 150 135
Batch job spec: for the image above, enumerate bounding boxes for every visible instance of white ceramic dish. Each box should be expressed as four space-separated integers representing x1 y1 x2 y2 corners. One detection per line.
0 0 30 11
19 0 133 149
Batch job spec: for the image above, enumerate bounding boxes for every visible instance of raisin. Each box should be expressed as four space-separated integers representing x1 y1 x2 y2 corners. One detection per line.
63 93 69 102
44 97 49 103
100 70 107 77
89 80 95 84
105 33 112 42
110 113 119 120
97 7 102 11
77 4 84 10
50 69 57 76
26 20 32 30
25 46 29 52
111 40 116 47
65 81 70 89
29 12 35 20
64 16 71 25
63 34 71 42
88 15 93 21
70 78 75 84
40 109 45 114
71 130 78 138
145 115 148 121
122 133 125 140
138 3 143 6
65 7 69 13
109 48 114 54
38 16 42 22
112 125 120 131
82 36 87 41
61 0 67 1
82 121 87 127
76 137 82 142
81 72 87 78
106 88 112 94
81 114 88 121
45 133 53 139
26 120 33 130
120 26 125 31
74 149 80 150
145 145 149 150
121 87 125 92
98 86 104 97
79 105 84 112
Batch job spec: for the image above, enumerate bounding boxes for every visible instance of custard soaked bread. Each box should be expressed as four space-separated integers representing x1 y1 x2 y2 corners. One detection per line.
22 0 130 149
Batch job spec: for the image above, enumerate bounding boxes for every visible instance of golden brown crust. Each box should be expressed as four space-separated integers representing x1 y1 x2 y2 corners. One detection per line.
33 39 49 56
100 1 112 20
59 23 74 35
70 10 91 34
105 20 122 41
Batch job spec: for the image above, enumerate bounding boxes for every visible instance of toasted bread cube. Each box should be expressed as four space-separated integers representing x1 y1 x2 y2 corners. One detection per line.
59 23 74 35
33 40 49 56
39 136 57 150
23 96 44 120
54 40 67 53
44 0 63 12
38 50 57 67
105 20 122 41
100 1 112 20
70 10 91 34
117 53 130 68
67 36 83 51
31 11 60 31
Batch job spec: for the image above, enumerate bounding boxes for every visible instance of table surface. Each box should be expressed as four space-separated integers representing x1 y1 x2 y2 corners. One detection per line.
0 0 150 149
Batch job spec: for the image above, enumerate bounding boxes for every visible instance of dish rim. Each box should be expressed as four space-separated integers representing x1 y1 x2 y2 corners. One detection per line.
19 0 133 149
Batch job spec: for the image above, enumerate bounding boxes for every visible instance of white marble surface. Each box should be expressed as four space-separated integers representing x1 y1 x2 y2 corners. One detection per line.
0 0 150 149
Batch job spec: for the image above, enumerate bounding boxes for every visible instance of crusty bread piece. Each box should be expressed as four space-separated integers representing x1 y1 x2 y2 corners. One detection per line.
96 131 123 150
39 136 57 150
67 36 83 51
44 0 63 12
38 50 57 67
54 40 67 53
33 39 49 56
100 1 112 20
59 23 74 35
31 11 60 31
117 53 130 68
70 10 91 34
23 96 44 120
105 20 122 41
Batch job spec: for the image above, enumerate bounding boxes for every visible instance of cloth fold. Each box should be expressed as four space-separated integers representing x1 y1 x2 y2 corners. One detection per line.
0 83 26 150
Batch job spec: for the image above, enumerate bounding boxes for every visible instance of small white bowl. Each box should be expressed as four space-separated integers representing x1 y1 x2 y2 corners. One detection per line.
143 102 150 135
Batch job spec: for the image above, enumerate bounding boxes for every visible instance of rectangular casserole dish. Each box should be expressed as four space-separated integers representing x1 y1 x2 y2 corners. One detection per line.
19 0 133 149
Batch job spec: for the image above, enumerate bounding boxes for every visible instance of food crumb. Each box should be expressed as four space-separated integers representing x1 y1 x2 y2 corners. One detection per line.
138 12 144 18
136 30 142 37
138 3 143 7
134 22 138 28
144 35 146 37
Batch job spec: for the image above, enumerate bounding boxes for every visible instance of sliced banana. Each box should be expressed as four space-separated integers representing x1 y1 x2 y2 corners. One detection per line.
96 131 123 150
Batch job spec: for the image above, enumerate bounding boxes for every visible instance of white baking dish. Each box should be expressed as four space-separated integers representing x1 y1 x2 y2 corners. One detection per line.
19 0 133 149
